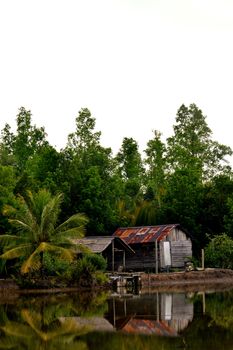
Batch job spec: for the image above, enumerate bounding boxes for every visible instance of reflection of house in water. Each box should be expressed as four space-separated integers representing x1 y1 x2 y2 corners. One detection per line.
105 293 193 336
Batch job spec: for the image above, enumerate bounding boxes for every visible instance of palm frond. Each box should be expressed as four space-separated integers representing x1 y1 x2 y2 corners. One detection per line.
8 219 34 235
0 244 33 260
0 234 24 246
0 336 20 349
53 227 86 239
7 195 38 242
1 321 33 338
21 242 74 274
42 243 74 261
21 249 41 274
55 213 88 236
71 243 91 254
40 193 63 239
27 190 52 223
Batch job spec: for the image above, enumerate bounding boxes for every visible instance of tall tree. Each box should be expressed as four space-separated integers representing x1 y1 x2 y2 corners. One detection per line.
0 107 48 172
116 137 144 198
64 108 119 235
164 104 233 250
199 175 233 240
144 130 167 208
0 124 16 166
14 107 48 171
163 168 202 249
167 104 232 179
68 108 101 153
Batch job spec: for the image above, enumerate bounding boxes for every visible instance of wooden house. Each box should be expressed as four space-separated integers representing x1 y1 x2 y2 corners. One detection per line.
72 236 134 272
113 224 192 272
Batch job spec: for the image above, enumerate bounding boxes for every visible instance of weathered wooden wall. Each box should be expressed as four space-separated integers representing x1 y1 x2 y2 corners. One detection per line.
124 244 157 271
170 240 192 267
122 228 192 271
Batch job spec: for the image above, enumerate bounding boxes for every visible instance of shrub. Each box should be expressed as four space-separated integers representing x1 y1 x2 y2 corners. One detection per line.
71 254 107 287
83 254 107 272
94 271 109 285
43 252 71 276
205 233 233 269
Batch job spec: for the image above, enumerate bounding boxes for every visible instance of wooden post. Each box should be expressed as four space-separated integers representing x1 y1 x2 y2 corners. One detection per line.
156 292 159 321
123 250 125 271
202 292 206 314
201 249 205 270
124 299 127 316
155 239 158 274
112 239 115 272
113 298 116 327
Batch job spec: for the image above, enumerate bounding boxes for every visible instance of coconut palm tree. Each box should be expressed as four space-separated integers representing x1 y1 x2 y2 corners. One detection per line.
0 189 88 274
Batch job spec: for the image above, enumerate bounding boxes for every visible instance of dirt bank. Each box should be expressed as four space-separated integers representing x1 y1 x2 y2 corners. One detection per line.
140 268 233 291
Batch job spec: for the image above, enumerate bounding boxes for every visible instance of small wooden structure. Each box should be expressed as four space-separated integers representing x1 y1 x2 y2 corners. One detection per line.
113 224 192 272
72 236 134 272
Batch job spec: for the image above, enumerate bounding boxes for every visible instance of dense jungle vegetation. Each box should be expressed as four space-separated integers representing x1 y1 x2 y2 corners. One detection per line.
1 103 233 275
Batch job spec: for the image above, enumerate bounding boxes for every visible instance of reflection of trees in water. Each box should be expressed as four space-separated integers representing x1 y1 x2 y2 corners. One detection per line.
0 313 88 350
1 290 233 350
205 291 233 329
0 292 109 350
83 331 182 350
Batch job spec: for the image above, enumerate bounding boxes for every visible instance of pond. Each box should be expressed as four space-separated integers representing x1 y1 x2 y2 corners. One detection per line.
0 287 233 350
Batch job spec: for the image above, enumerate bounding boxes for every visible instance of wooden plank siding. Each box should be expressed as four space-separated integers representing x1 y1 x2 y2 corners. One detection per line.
123 244 157 272
123 242 192 271
123 239 192 271
159 239 192 269
170 240 192 267
113 225 193 272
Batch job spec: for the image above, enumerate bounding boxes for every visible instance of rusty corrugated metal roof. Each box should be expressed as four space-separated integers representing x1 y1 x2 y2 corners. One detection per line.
113 224 181 244
122 318 177 336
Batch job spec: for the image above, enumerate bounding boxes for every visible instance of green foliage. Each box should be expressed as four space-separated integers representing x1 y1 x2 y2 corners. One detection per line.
116 137 144 181
0 189 88 275
83 253 107 271
1 103 233 267
205 233 233 269
71 254 108 287
167 103 232 179
63 108 120 235
43 252 71 276
206 291 233 329
0 165 17 235
1 107 48 172
200 175 233 240
144 130 167 209
94 270 109 285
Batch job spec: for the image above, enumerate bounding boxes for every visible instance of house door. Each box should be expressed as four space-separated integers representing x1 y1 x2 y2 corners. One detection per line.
160 241 171 268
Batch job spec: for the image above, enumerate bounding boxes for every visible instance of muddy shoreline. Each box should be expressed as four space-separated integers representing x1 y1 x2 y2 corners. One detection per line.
139 268 233 292
1 268 233 297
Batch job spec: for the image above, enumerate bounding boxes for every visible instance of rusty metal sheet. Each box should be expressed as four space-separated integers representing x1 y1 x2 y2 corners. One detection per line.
122 319 177 336
113 225 179 244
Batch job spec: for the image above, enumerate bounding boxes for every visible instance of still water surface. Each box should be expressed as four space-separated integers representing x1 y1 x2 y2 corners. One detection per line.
0 288 233 350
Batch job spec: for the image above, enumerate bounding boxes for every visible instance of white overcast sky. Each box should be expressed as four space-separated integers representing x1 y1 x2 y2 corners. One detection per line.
0 0 233 160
